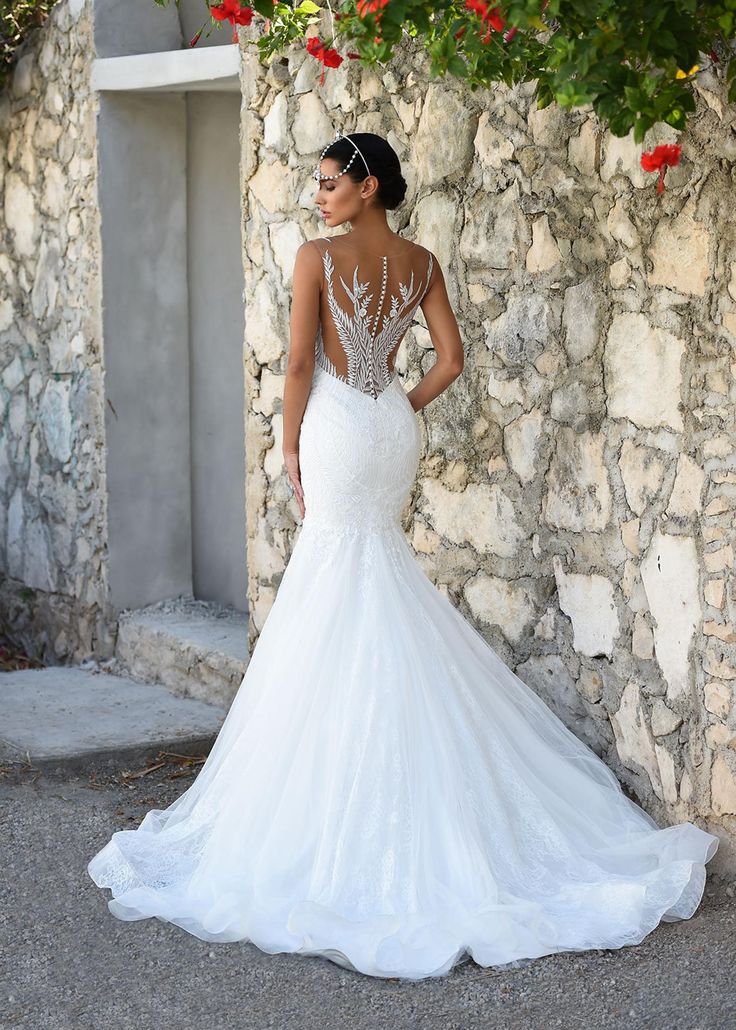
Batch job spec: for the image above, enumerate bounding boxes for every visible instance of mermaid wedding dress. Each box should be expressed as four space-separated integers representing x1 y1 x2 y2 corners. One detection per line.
88 235 719 981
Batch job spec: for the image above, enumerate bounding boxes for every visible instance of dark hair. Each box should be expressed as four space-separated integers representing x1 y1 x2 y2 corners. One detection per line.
321 132 407 211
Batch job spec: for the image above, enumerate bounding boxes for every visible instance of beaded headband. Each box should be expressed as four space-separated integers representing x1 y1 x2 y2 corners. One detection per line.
313 131 372 183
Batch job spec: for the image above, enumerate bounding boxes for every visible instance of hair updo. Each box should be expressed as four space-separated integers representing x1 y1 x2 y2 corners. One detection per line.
321 132 408 211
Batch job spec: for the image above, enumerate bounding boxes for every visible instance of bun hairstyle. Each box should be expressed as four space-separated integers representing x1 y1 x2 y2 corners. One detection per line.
321 132 408 210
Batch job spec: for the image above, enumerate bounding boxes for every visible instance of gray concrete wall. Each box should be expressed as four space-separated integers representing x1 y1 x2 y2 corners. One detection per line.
97 92 192 610
93 0 182 58
186 91 246 610
93 0 235 58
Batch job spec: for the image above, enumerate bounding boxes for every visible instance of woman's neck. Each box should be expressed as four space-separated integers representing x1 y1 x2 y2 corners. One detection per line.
343 205 400 249
333 231 409 258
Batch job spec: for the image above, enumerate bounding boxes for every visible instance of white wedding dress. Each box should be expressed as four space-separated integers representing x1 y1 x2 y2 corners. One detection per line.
88 235 719 981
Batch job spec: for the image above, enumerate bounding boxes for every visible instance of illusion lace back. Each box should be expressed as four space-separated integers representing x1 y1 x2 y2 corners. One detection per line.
87 237 719 981
310 236 434 399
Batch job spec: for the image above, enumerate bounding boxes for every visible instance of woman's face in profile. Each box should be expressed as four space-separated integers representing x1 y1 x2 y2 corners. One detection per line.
314 157 372 227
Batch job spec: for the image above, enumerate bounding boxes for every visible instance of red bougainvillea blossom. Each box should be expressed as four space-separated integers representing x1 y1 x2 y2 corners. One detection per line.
211 1 254 43
640 143 682 194
465 1 506 43
464 1 519 43
356 0 390 44
356 0 390 18
306 36 345 85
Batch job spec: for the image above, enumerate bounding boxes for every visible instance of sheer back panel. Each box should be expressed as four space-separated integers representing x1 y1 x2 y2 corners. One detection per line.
309 236 435 399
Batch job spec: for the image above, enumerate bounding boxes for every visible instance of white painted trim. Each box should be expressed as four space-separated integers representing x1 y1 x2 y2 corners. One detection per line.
91 44 240 93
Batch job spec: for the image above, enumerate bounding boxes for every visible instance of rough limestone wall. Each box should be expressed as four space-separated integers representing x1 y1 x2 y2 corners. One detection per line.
239 35 735 867
0 0 113 661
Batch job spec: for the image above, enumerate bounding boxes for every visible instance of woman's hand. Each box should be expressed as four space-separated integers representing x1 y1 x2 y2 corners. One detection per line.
283 449 306 519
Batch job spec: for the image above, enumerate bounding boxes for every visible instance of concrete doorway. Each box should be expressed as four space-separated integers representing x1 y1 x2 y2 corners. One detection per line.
92 0 246 615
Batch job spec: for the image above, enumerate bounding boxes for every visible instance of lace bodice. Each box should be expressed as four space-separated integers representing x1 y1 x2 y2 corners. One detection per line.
309 236 435 399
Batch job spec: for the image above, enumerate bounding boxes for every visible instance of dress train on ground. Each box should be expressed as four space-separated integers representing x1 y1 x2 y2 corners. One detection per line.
88 365 719 980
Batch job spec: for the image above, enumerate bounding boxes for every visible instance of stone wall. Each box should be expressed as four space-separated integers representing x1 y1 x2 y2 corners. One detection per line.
239 32 736 867
0 0 113 660
1 1 734 867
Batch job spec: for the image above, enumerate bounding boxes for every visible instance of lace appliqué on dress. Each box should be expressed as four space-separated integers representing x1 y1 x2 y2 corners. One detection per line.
315 248 434 399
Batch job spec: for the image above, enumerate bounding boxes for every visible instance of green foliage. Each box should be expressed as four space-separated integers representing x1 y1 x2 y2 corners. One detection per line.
2 0 734 142
245 0 736 140
319 0 733 141
1 0 58 92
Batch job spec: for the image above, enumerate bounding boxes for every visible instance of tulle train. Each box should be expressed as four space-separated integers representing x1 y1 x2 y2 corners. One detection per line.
88 512 719 979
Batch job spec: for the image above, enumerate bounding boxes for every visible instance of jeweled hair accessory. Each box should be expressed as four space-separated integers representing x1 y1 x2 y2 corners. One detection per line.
313 131 372 182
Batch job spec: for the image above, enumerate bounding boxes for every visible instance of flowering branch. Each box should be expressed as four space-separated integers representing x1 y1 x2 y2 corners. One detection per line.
147 1 735 163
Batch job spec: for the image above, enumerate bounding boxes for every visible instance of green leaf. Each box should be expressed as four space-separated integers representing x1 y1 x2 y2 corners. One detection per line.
447 55 467 77
663 107 687 130
641 74 659 97
608 107 636 138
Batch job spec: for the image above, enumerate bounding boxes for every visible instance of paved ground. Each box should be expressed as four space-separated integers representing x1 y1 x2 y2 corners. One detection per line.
0 667 225 771
1 757 734 1030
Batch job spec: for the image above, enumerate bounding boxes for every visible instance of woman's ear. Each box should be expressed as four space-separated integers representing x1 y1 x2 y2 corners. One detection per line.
361 175 380 200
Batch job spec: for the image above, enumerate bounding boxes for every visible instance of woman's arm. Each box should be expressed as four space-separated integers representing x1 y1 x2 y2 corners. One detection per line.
406 256 464 413
282 241 322 518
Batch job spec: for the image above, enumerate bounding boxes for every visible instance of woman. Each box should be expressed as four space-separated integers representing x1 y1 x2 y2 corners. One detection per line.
88 131 719 981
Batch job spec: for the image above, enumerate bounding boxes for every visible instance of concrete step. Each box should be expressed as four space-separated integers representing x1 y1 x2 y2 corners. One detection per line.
114 595 249 708
0 666 226 778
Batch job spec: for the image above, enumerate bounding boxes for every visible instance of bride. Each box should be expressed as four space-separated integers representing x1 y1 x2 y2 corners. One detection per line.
88 131 719 981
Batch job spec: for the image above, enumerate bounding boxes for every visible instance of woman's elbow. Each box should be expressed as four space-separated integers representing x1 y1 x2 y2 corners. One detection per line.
286 353 315 378
448 352 464 377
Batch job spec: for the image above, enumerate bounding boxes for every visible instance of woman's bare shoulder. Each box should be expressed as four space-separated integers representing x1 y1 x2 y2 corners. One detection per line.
320 233 430 259
407 239 435 261
395 236 432 257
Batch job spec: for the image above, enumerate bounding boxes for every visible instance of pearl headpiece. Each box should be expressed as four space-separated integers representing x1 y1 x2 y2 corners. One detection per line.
313 131 371 182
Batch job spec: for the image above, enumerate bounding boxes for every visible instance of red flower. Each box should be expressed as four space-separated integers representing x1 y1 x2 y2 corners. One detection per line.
487 8 505 31
211 0 253 23
189 30 202 47
356 0 389 44
306 36 345 85
640 143 682 194
211 1 254 42
640 143 681 172
465 1 506 44
357 0 390 17
322 48 344 69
